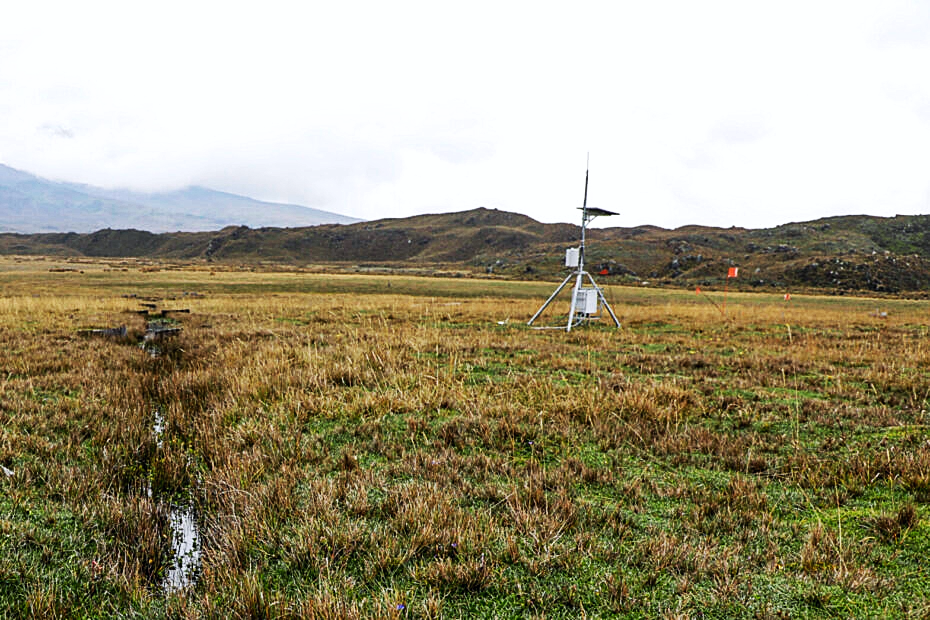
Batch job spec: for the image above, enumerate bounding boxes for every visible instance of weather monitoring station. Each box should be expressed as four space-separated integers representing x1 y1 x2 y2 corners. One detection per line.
528 159 621 332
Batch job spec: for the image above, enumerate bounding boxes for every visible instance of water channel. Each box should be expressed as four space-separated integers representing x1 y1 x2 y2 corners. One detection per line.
145 318 202 595
151 407 201 594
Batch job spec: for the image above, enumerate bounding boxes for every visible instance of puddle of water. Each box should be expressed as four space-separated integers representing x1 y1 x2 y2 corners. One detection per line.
151 408 202 595
142 320 180 357
166 503 201 593
153 409 165 449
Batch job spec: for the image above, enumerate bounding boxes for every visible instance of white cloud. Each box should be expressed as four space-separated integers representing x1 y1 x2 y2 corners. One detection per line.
1 0 929 229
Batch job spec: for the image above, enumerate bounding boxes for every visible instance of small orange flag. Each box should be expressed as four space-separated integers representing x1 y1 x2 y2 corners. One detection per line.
695 286 701 294
727 267 739 278
784 293 791 301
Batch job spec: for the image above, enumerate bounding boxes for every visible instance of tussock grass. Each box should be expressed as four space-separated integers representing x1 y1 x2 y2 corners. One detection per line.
0 259 928 617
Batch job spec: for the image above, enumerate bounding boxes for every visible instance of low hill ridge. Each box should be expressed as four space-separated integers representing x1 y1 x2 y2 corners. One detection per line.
3 207 930 294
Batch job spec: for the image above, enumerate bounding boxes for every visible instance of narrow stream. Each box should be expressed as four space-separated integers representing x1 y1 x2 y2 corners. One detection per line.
147 317 202 596
166 503 201 592
152 407 202 594
90 308 203 594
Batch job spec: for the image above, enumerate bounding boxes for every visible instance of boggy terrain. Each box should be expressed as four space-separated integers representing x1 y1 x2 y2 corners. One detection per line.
0 260 928 618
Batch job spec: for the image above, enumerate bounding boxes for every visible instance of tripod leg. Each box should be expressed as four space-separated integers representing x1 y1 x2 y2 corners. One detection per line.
527 272 576 325
586 273 621 327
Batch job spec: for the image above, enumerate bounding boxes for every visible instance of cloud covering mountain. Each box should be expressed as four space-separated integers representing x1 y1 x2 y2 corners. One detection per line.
0 164 361 233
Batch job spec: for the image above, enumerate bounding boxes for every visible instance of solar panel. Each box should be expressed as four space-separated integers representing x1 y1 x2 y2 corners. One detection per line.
580 207 618 217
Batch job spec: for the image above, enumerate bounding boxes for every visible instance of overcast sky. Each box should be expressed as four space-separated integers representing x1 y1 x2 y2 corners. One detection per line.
1 1 929 229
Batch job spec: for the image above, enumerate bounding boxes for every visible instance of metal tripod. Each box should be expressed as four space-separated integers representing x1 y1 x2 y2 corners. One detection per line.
527 160 621 332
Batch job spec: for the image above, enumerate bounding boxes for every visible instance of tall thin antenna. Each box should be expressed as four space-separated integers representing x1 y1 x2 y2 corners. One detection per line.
582 152 589 211
580 154 589 268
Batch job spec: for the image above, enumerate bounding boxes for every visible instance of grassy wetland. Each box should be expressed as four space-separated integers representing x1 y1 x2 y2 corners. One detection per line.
1 258 929 618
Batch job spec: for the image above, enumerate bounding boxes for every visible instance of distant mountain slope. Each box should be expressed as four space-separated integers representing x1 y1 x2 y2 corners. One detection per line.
0 164 361 233
3 198 930 294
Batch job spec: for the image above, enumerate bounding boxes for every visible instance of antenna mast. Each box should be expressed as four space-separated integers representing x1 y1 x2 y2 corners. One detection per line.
580 153 589 270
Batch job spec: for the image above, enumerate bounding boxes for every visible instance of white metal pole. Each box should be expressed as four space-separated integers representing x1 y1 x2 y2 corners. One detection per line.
568 193 589 332
566 270 584 332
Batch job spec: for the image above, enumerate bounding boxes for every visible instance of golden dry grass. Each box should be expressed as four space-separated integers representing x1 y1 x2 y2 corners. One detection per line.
0 257 928 618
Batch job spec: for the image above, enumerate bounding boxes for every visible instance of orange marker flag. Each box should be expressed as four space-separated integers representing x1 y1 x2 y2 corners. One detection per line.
727 267 739 278
784 293 791 301
695 286 701 294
